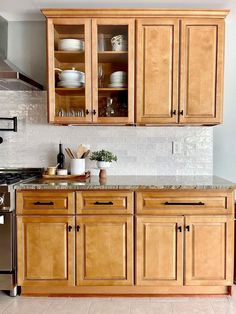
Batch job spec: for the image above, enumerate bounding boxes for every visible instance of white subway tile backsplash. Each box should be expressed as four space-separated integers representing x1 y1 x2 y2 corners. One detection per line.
0 91 213 175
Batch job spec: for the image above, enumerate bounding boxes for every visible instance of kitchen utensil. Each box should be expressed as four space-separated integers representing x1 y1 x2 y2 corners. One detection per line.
77 145 86 159
68 148 76 159
65 148 75 159
58 38 84 51
82 149 90 158
70 158 85 175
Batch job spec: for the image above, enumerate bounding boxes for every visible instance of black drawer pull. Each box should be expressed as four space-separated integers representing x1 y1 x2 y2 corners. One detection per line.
77 225 80 232
164 202 205 206
68 225 73 232
33 201 54 206
177 226 182 233
94 201 113 205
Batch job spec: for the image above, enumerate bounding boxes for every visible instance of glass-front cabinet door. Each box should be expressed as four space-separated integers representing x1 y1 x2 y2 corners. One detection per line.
47 18 92 124
92 19 135 124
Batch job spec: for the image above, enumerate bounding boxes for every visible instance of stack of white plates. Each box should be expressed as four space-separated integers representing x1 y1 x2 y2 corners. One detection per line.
57 81 84 88
58 39 85 51
109 71 127 88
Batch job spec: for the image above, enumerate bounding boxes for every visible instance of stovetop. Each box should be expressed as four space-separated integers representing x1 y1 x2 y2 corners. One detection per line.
0 168 43 186
0 168 44 212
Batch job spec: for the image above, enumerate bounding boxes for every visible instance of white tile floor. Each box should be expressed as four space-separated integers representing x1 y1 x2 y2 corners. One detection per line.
1 287 236 314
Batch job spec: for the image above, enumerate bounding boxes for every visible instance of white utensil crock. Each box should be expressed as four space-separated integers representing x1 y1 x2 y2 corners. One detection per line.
70 159 85 175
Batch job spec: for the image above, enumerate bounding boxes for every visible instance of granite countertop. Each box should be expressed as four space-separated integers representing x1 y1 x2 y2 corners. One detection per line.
15 175 236 190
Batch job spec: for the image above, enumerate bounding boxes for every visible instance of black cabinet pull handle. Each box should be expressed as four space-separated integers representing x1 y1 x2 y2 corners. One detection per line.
85 109 89 115
179 110 184 115
68 225 73 232
172 110 176 115
164 202 204 206
77 225 80 232
93 110 96 115
33 201 54 206
94 201 113 205
186 225 190 232
177 226 182 232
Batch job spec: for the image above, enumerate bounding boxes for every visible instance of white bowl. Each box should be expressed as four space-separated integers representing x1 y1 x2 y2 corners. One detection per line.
59 39 84 51
57 169 68 176
110 71 127 78
58 69 84 82
110 77 127 83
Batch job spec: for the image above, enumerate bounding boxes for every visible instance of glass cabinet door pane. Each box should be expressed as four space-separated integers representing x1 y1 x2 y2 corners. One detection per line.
48 19 92 123
92 19 134 124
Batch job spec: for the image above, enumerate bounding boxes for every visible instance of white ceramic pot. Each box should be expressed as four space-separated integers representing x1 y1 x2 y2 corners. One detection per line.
58 39 84 51
55 68 84 82
97 161 111 169
70 159 85 175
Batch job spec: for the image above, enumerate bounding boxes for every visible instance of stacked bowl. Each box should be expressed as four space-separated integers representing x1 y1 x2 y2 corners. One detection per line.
58 39 84 51
56 68 85 88
109 71 127 88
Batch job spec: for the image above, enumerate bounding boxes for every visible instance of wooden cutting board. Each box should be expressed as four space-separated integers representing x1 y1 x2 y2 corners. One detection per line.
42 171 90 180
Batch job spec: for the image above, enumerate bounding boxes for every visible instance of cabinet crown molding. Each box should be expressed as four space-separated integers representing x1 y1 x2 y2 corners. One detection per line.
41 8 229 19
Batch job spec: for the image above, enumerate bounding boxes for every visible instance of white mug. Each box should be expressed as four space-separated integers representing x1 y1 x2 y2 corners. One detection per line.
70 159 85 175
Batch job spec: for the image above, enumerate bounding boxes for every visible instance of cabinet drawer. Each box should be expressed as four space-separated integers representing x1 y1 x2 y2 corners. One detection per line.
136 190 234 215
76 191 134 214
17 191 75 215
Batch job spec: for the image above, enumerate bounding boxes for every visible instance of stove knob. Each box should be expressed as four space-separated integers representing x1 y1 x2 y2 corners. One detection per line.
0 195 4 206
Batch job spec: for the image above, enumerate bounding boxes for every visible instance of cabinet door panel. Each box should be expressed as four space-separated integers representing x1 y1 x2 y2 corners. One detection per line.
76 216 133 286
17 216 75 286
185 216 233 286
136 18 179 124
180 19 224 124
136 216 184 286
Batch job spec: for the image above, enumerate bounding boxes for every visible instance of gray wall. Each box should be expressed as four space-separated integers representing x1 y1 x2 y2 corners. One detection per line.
7 21 46 86
213 4 236 182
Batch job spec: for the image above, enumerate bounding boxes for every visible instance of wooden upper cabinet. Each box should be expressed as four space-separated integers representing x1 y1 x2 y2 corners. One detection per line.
185 216 233 286
180 19 225 124
76 215 133 286
17 216 75 286
136 216 184 286
42 9 228 126
136 19 179 124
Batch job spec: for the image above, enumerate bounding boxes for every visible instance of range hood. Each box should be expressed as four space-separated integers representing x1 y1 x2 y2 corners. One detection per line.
0 16 43 91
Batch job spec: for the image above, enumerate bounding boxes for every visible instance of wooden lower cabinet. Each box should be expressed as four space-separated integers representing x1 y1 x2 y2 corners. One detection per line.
17 216 75 286
76 215 133 286
185 216 234 286
136 216 184 286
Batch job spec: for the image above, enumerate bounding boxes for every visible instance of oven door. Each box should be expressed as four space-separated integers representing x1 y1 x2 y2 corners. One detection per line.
0 212 14 271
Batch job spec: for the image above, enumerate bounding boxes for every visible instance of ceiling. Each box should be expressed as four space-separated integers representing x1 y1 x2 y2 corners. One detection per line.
0 0 233 21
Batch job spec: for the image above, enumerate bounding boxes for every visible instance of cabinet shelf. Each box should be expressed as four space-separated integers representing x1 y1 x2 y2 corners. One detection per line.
98 88 128 91
55 51 85 63
55 88 85 95
98 51 128 63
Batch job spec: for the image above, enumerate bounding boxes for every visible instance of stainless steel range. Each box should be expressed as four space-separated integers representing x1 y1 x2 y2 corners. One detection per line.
0 168 43 296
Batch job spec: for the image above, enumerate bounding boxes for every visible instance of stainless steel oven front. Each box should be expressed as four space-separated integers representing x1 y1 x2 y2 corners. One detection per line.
0 211 17 296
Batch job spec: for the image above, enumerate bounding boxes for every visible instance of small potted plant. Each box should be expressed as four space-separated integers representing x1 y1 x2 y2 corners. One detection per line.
90 149 117 178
